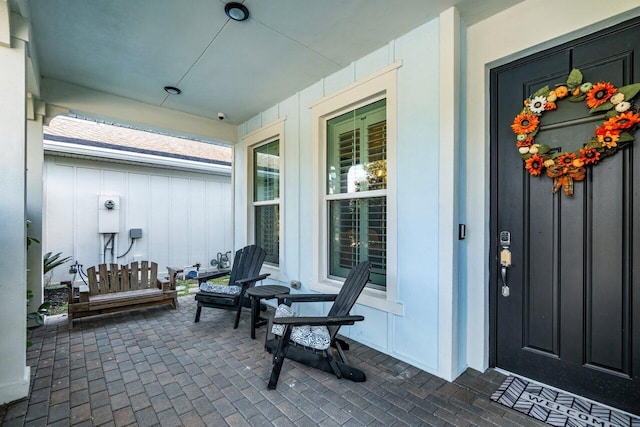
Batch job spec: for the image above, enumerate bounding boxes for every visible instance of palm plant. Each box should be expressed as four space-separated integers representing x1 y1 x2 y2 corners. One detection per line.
43 251 72 274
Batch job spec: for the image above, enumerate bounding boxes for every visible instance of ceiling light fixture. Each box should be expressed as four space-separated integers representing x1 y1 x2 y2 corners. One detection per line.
225 2 249 21
164 86 182 95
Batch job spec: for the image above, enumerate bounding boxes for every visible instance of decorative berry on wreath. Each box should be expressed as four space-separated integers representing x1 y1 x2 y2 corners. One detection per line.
511 68 640 195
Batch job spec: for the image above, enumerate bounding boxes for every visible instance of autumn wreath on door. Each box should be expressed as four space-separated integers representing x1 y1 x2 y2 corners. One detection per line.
511 68 640 195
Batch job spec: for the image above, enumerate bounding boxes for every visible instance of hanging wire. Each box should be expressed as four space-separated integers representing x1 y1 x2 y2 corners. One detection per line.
103 233 115 263
117 237 135 259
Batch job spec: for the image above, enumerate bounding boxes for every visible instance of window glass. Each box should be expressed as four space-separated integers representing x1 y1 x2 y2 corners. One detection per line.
254 140 280 202
255 204 279 265
253 139 280 265
326 99 387 195
326 99 386 288
328 197 386 288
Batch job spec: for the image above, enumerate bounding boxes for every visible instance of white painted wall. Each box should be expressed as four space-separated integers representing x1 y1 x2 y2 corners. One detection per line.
234 0 640 383
43 155 233 284
235 19 445 376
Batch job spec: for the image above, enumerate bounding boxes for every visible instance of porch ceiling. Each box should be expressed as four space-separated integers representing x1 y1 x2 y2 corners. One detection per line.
21 0 522 125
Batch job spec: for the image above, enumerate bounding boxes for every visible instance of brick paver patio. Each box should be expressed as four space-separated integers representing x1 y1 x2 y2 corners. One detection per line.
0 295 544 426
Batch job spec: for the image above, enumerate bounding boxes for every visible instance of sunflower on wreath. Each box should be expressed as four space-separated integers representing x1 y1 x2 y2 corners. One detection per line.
511 68 640 195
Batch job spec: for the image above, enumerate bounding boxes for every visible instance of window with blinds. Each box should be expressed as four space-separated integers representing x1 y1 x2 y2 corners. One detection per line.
253 139 280 265
326 99 386 289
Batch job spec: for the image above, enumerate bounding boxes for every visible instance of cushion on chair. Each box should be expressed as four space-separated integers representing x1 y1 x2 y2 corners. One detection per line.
272 304 331 350
199 282 242 295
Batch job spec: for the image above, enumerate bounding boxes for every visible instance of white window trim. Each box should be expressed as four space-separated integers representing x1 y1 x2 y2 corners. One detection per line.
311 62 403 315
244 119 285 281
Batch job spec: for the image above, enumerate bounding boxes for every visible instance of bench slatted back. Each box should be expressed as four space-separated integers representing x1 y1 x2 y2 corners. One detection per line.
109 264 119 292
130 262 139 289
120 265 129 291
86 261 159 295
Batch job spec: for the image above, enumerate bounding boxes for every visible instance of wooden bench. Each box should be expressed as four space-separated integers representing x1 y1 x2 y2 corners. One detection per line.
67 261 178 329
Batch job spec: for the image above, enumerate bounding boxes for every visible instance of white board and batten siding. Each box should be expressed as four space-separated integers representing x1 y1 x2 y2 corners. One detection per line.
44 154 232 284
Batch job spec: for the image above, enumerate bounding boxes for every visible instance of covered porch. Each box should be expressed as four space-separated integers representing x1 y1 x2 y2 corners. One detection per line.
2 0 640 421
1 297 537 426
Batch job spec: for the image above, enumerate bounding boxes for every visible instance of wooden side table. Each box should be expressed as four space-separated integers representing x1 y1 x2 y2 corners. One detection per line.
246 285 290 339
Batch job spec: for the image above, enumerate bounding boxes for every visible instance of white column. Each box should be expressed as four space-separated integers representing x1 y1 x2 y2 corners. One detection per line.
0 3 30 403
438 7 461 381
27 108 44 310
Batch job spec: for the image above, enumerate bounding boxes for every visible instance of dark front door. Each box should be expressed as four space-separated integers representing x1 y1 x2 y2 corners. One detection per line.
491 18 640 415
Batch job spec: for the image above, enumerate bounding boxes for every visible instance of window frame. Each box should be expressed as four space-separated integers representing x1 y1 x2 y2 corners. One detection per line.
311 63 402 315
245 119 285 273
325 99 388 290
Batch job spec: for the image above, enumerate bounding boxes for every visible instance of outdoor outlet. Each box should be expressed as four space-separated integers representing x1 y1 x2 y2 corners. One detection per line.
129 228 143 239
290 280 301 290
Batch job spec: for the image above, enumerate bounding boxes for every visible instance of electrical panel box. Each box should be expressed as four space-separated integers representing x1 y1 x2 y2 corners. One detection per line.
98 195 120 233
129 228 142 239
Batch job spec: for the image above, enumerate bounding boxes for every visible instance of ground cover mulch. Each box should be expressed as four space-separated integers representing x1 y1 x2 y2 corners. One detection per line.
43 286 68 315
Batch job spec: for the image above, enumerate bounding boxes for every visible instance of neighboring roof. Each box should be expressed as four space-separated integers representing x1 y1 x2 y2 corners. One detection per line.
44 116 232 165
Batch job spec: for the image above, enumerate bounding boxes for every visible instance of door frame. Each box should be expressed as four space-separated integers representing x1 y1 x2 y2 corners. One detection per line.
465 2 640 374
487 13 640 370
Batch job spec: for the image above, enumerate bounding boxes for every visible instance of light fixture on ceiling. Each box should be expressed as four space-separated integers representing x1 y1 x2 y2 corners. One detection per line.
164 86 182 95
225 2 249 21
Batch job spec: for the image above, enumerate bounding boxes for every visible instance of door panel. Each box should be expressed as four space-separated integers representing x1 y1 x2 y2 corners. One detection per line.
490 18 640 415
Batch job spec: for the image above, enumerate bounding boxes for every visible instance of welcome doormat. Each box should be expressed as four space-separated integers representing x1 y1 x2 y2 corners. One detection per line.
491 376 640 427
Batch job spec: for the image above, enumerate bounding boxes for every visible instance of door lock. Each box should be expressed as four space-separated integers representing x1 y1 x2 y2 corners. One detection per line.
499 230 511 247
500 248 511 267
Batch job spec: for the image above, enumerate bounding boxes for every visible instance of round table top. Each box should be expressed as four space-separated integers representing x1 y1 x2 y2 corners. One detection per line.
246 285 290 298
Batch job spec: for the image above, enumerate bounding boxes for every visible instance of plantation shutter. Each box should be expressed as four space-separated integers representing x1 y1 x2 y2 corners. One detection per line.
327 99 387 288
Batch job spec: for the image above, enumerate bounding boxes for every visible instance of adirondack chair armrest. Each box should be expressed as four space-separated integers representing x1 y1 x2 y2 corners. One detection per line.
279 293 338 306
273 315 364 327
236 273 270 288
197 270 231 284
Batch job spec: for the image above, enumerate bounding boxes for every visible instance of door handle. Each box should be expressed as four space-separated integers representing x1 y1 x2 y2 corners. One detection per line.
501 266 510 297
499 231 512 297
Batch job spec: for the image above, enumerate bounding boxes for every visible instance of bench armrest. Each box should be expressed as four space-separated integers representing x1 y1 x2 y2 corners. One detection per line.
158 277 171 291
77 284 90 303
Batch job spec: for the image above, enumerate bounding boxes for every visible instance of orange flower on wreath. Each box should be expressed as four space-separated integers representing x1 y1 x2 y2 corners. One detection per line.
557 152 576 167
525 154 545 176
544 102 557 111
595 126 620 148
554 86 569 98
585 82 617 108
511 113 539 134
579 147 600 165
603 111 640 130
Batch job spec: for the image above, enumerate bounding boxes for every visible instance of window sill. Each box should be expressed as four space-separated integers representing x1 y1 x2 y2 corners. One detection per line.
309 279 404 315
260 265 287 284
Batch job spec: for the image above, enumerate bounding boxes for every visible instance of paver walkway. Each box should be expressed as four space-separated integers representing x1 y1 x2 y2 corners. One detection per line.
1 296 545 426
